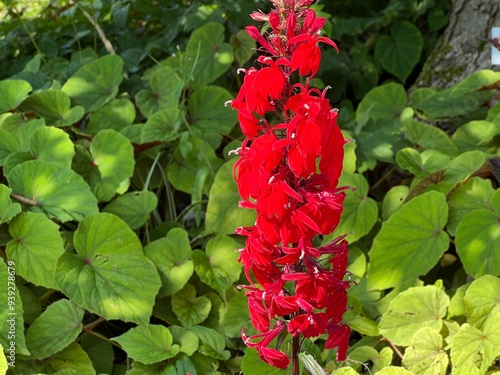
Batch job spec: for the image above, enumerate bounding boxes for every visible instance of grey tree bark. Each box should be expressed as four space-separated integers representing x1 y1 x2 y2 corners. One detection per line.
414 0 500 90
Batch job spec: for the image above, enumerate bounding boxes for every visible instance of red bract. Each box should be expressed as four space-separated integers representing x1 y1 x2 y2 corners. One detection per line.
232 0 351 370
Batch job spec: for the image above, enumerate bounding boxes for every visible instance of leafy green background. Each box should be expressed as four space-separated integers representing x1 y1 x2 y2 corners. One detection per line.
1 0 499 374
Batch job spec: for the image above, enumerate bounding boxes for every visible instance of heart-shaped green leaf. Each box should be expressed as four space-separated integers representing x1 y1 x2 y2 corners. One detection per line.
396 149 450 177
381 185 410 220
167 135 222 194
185 23 234 89
87 98 136 134
30 126 75 167
73 129 134 202
20 89 84 127
368 191 449 290
230 29 256 66
47 342 95 375
379 285 450 346
402 327 449 375
55 213 161 325
112 324 180 365
455 190 500 278
141 108 182 144
25 299 84 359
136 65 184 118
356 83 407 122
62 55 124 112
7 212 65 290
144 228 194 297
0 80 32 112
0 184 21 224
374 22 423 83
169 325 199 356
188 325 230 360
464 275 500 329
192 235 241 298
8 160 98 222
450 315 500 375
447 177 495 236
0 129 19 165
404 120 459 157
172 283 211 327
188 86 237 136
103 191 158 229
205 158 256 235
221 291 249 338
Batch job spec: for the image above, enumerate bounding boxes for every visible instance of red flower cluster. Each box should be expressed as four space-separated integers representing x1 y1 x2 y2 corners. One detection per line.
231 0 351 370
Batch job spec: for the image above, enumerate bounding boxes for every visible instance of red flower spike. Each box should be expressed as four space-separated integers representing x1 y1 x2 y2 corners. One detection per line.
233 0 350 369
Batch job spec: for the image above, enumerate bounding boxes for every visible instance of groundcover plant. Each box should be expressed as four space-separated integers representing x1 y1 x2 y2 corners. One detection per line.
0 0 499 374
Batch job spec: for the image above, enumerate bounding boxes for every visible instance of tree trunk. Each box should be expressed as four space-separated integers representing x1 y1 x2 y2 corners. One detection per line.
414 0 500 90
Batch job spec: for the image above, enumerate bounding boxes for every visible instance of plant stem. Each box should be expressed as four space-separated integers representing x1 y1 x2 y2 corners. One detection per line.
369 165 397 193
292 335 300 375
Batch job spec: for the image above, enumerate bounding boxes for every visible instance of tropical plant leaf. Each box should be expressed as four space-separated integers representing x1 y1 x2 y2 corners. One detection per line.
464 275 500 329
204 158 255 235
62 55 124 112
0 184 21 224
54 213 161 325
7 212 65 290
402 327 449 375
7 160 99 222
144 228 194 297
455 190 500 278
20 89 84 127
184 22 234 89
450 315 500 375
374 22 423 82
47 342 96 375
192 235 241 298
172 283 211 327
87 98 136 134
0 80 32 112
25 299 84 359
112 325 180 365
136 65 184 118
368 191 449 290
356 82 407 122
103 190 158 229
379 285 449 346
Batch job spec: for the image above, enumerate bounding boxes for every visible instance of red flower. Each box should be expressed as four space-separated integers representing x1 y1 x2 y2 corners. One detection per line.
325 324 351 361
233 0 350 370
288 33 339 77
242 321 289 369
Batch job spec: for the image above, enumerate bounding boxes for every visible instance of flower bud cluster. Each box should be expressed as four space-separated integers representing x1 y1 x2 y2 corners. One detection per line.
231 0 351 369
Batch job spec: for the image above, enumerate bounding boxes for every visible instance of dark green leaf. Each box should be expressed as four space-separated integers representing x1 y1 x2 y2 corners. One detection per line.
374 22 423 82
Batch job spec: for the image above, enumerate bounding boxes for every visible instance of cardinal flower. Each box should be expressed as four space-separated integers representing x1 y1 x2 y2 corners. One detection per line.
232 0 351 371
